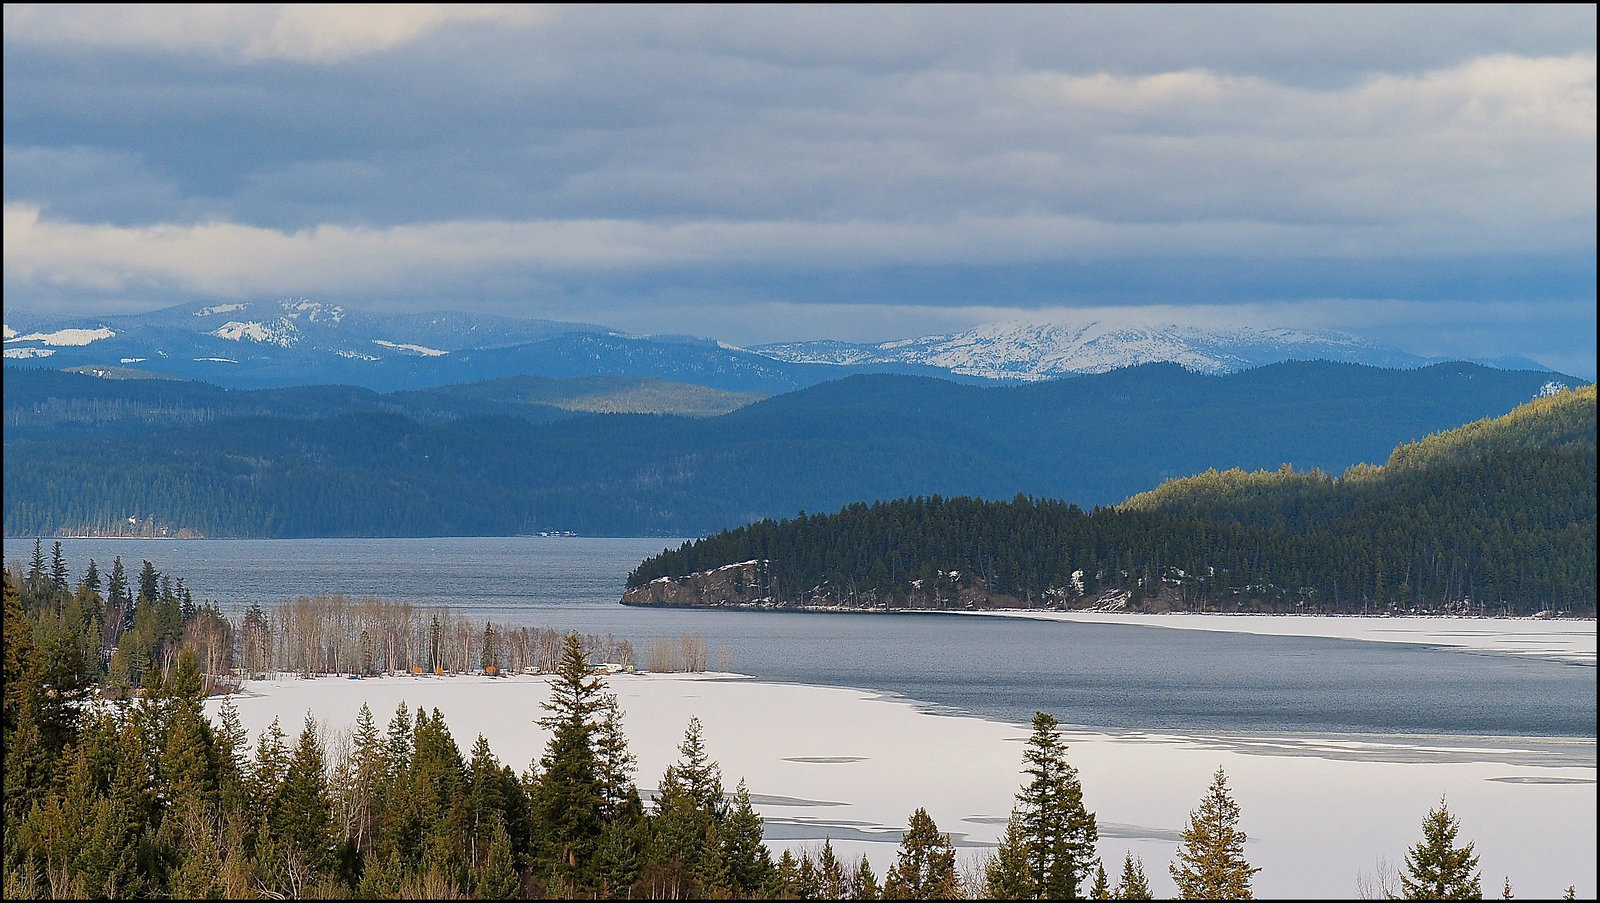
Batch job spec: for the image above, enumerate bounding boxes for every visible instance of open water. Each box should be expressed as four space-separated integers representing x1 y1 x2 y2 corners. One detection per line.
8 536 1595 739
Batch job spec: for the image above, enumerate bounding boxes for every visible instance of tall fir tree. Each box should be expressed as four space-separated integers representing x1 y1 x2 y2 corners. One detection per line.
986 813 1036 899
1014 711 1098 898
1399 797 1482 900
1090 860 1110 899
1115 852 1153 899
882 807 960 900
49 541 69 591
1170 767 1259 900
532 632 606 882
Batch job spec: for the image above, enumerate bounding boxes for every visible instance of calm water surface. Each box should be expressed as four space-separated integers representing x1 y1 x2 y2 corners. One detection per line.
9 536 1594 738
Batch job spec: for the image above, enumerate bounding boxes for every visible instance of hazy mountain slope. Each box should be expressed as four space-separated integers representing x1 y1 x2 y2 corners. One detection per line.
752 319 1442 379
3 361 1579 538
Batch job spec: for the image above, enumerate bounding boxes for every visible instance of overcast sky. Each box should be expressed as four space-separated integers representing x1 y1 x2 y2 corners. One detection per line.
3 5 1595 376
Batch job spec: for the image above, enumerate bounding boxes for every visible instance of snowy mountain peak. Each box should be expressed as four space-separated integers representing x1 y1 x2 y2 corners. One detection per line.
753 318 1425 380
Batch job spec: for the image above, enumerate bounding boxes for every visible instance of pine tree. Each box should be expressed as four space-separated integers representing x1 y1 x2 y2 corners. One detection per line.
883 807 960 900
272 715 336 896
1170 767 1259 899
28 539 46 588
532 632 606 881
986 813 1035 899
854 853 880 900
1115 852 1152 899
1014 710 1098 898
1090 861 1110 899
594 691 638 820
49 541 69 591
722 779 774 897
1399 797 1481 900
818 837 846 898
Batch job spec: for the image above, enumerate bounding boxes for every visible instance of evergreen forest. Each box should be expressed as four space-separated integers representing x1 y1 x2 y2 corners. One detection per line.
627 386 1597 615
4 361 1576 538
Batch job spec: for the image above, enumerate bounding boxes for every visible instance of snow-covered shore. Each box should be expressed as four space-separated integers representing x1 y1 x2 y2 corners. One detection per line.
952 610 1597 665
208 671 1596 900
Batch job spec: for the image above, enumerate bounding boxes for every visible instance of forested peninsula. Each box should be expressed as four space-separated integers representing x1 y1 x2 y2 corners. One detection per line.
624 385 1597 615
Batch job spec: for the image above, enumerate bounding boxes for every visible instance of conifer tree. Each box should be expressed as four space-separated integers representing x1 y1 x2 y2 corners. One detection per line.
853 853 880 900
272 715 336 896
1090 860 1110 899
50 541 69 591
883 807 960 900
594 691 638 820
1115 852 1153 899
1014 710 1098 898
722 779 775 897
1170 767 1259 899
986 814 1035 899
818 837 847 898
28 539 46 588
532 632 606 881
1399 797 1482 900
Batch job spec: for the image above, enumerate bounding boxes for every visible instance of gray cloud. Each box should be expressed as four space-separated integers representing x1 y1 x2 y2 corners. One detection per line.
2 5 1594 376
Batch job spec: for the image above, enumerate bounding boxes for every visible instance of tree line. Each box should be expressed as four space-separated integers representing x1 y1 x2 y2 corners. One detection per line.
7 565 1577 899
628 387 1596 615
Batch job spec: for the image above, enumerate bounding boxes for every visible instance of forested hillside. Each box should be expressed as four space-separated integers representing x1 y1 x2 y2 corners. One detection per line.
3 362 1575 538
624 386 1596 615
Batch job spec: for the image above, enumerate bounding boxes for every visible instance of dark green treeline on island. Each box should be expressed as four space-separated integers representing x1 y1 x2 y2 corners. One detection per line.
626 386 1596 615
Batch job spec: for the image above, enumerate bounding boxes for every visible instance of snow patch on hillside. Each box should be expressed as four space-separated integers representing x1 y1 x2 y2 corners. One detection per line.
6 326 116 346
4 347 55 359
212 320 300 347
195 303 249 316
754 319 1419 380
372 339 447 356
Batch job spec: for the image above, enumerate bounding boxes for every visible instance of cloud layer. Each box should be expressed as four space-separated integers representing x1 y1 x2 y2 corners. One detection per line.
3 5 1595 375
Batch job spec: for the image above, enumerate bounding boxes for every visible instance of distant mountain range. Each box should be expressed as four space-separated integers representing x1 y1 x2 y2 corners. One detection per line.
4 360 1578 538
2 299 1551 393
750 319 1538 380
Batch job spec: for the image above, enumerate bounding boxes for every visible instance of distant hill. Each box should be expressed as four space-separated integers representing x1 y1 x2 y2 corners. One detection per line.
3 360 1581 540
1 298 987 394
623 385 1597 615
752 318 1444 379
4 299 1553 393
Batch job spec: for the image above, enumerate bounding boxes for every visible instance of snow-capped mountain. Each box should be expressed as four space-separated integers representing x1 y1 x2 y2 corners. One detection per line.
752 319 1442 380
4 301 1552 393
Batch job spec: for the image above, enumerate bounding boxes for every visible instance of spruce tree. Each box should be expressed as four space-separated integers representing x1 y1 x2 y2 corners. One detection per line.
1115 852 1153 899
1014 710 1098 898
1399 797 1482 900
986 813 1036 899
1170 767 1259 899
532 632 606 881
883 807 960 900
50 541 69 591
854 853 880 900
1091 860 1110 899
722 779 775 897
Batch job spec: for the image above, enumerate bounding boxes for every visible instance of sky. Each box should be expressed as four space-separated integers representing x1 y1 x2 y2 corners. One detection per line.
3 4 1596 377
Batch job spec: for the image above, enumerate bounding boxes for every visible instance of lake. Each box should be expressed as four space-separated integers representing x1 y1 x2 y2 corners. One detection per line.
8 535 1595 739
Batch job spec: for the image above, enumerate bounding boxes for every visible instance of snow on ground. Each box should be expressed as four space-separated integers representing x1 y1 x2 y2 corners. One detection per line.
956 611 1597 665
6 326 115 345
372 339 448 356
208 672 1595 900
